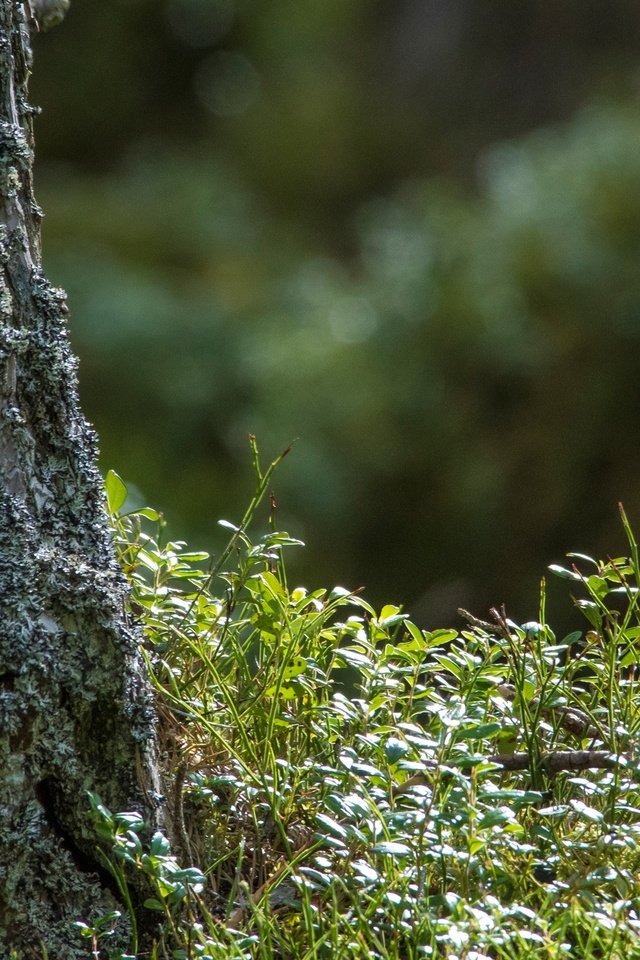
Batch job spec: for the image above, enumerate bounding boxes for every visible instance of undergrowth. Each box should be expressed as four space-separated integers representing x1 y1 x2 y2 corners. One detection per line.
82 442 640 959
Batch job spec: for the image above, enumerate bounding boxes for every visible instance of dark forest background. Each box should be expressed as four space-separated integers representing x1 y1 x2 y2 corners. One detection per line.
31 0 640 628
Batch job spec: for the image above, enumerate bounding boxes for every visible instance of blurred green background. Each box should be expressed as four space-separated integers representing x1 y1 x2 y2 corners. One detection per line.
32 0 640 626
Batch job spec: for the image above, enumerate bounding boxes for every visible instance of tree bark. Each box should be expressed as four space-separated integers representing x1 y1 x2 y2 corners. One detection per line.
0 3 162 955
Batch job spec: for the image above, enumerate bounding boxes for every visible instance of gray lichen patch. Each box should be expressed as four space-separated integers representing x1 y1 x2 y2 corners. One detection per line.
0 2 164 955
2 796 131 959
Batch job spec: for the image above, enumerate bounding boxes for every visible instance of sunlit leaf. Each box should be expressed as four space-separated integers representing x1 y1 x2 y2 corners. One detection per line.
105 469 127 514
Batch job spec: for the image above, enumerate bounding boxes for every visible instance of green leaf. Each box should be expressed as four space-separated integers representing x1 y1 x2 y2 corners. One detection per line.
432 655 463 679
352 860 379 882
585 575 608 600
620 647 640 668
477 807 514 829
548 564 582 581
282 656 307 680
405 620 427 647
143 898 165 911
537 804 568 818
259 570 285 597
105 470 127 514
430 629 459 644
265 683 299 700
326 792 370 821
480 788 545 805
174 867 206 888
329 585 351 598
372 840 411 857
458 722 502 740
335 647 372 668
570 799 603 822
113 810 144 831
582 866 617 887
566 552 597 565
134 507 161 521
385 736 409 764
218 519 240 530
315 813 349 840
149 832 171 856
298 867 332 888
380 603 401 619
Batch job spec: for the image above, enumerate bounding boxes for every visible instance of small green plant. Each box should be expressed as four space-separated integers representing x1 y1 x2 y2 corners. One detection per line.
74 910 128 960
87 453 640 959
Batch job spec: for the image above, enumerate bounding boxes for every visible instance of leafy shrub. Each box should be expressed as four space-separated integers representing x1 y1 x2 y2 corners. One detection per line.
75 457 640 958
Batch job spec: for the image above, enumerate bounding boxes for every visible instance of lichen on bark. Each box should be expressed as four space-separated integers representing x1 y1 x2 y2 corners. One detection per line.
0 2 162 955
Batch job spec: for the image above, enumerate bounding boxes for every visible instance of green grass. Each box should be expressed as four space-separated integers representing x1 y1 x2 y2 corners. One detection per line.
86 448 640 958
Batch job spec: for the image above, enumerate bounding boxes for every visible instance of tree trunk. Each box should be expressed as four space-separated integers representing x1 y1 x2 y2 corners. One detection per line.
0 3 162 955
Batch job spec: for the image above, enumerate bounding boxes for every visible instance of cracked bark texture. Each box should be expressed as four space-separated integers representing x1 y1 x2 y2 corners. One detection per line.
0 2 163 955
